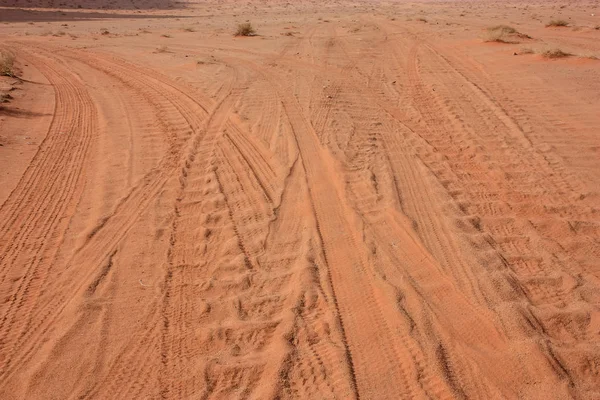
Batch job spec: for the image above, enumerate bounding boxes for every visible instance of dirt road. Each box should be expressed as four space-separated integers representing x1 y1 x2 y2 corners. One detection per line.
1 1 600 398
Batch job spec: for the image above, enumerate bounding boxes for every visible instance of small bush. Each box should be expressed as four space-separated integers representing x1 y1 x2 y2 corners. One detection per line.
0 52 15 77
484 25 522 43
100 28 110 35
542 49 571 58
235 23 256 37
546 20 569 27
488 25 517 34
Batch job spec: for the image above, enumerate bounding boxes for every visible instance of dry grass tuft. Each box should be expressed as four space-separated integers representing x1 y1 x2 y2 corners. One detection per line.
542 49 571 58
155 45 169 53
235 22 256 37
484 25 530 43
519 47 535 54
417 17 428 23
546 20 569 27
488 25 517 34
182 27 195 32
0 51 16 77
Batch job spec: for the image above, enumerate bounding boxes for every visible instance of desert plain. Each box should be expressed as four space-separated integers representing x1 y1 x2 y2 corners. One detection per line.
0 0 600 399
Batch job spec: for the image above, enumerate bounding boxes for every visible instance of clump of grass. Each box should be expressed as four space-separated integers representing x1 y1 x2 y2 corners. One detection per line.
155 45 169 53
488 25 517 34
100 28 110 35
542 48 571 58
52 30 66 37
484 25 531 43
161 34 172 38
235 22 256 36
519 47 535 54
0 51 16 77
417 17 428 23
594 25 600 30
182 27 195 32
546 20 569 27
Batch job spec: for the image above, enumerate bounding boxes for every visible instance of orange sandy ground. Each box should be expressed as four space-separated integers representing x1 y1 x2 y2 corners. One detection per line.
1 0 600 398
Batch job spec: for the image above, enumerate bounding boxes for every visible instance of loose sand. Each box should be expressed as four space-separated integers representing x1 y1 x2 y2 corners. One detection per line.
1 0 599 398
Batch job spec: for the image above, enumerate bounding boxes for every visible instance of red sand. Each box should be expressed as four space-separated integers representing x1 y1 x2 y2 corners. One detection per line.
1 0 600 398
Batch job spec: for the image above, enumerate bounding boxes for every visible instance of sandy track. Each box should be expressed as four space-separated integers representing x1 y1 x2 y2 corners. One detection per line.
1 2 600 399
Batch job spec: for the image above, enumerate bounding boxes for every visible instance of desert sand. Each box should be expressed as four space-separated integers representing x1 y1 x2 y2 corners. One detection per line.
1 0 599 398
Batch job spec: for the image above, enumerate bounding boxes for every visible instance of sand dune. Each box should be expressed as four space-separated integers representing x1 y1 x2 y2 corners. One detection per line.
1 0 600 398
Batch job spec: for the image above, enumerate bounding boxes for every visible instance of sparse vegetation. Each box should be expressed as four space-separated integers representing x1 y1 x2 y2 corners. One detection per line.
519 47 535 54
235 22 256 37
155 45 169 53
542 48 571 58
484 25 530 43
546 19 569 27
100 28 110 35
417 17 428 23
488 25 517 34
0 51 16 77
182 27 195 32
161 34 172 38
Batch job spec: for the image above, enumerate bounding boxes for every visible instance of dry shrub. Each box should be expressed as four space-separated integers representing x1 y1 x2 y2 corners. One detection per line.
488 25 517 34
484 25 530 43
0 51 15 77
235 23 256 37
546 20 569 27
542 49 571 58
